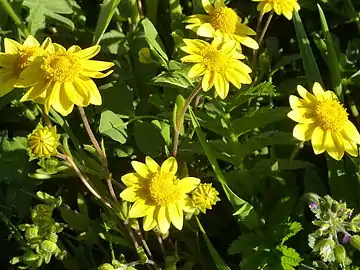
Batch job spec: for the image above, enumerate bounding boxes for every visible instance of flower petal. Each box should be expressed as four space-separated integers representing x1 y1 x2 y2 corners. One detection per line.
168 204 183 230
343 120 360 144
293 123 316 141
143 214 157 231
4 38 22 54
161 157 178 176
64 81 89 107
235 36 259 49
312 82 326 100
287 109 314 123
157 206 171 234
121 173 142 186
297 85 316 102
343 137 358 157
74 45 100 60
188 63 206 78
325 131 344 161
23 35 40 47
131 161 151 178
120 187 139 202
214 73 228 99
52 85 74 116
129 200 151 218
202 0 214 13
202 71 216 91
311 126 326 154
197 23 215 38
289 95 310 110
178 177 200 193
145 156 160 174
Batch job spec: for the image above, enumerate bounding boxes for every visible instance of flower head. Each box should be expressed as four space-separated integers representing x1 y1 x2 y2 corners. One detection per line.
120 157 200 234
288 83 360 160
181 39 252 99
191 183 220 213
0 35 50 97
28 124 60 159
252 0 300 20
184 0 258 50
138 47 152 64
18 43 114 116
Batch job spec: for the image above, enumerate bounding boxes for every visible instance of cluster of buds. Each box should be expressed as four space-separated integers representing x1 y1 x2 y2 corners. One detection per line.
308 195 360 268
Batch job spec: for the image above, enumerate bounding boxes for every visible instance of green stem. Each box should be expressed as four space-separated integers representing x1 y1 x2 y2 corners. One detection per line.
0 0 29 36
289 142 304 160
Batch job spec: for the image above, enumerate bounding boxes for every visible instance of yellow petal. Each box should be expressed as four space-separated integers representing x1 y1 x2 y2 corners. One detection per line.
287 109 314 123
120 187 139 202
0 76 16 97
52 86 74 116
343 138 358 157
180 54 203 63
64 81 89 107
41 37 52 50
161 157 178 176
214 0 225 8
289 95 310 110
202 0 214 13
23 35 40 47
157 206 171 234
81 59 114 72
225 69 241 89
67 45 82 53
131 161 151 178
74 45 100 60
283 9 293 20
168 204 183 230
325 131 344 161
44 82 60 114
293 123 316 141
343 120 360 144
188 63 206 78
4 38 22 54
78 76 102 106
311 126 326 154
214 73 229 99
80 70 113 79
197 23 215 38
312 82 326 100
145 156 160 174
143 214 157 231
297 85 316 102
0 53 17 67
184 15 209 24
121 173 142 186
235 36 259 49
178 177 200 193
202 71 216 91
220 41 237 55
235 23 257 36
129 200 151 218
20 80 50 102
234 61 252 74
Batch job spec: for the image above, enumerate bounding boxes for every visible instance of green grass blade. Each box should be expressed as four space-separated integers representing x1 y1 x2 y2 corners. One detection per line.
196 217 230 270
169 0 183 31
189 108 259 229
293 11 323 87
317 4 343 100
93 0 121 45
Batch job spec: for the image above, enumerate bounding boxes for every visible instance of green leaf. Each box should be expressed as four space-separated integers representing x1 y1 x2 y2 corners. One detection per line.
317 4 343 100
196 217 230 270
228 233 261 255
280 221 302 245
99 110 127 144
93 0 121 45
276 245 303 269
22 0 74 32
151 71 193 89
231 107 289 137
60 204 89 232
134 121 166 155
293 11 323 86
141 18 168 67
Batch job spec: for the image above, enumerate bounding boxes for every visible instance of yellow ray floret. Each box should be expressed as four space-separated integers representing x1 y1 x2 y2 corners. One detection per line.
120 156 200 234
288 83 360 160
184 0 258 50
0 35 50 97
181 39 252 99
252 0 300 20
18 42 114 116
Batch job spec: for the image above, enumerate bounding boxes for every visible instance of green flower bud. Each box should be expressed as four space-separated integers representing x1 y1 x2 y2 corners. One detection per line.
22 251 40 264
31 204 53 224
40 240 57 254
315 238 335 261
25 227 39 240
334 245 346 267
350 235 360 251
98 263 115 270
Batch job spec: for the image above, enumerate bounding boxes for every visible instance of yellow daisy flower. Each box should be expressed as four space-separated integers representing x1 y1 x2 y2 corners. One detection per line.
288 83 360 160
18 42 114 116
120 156 200 234
28 123 60 159
0 35 50 97
184 0 258 50
252 0 300 20
191 183 220 213
181 39 252 99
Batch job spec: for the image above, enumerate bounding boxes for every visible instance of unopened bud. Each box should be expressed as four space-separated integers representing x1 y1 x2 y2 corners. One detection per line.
343 234 351 244
98 263 115 270
350 235 360 251
334 245 346 267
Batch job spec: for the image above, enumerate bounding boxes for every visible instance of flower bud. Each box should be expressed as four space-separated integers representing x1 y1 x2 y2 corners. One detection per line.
191 183 220 213
334 245 346 267
28 124 60 159
22 251 40 264
350 235 360 251
343 235 351 244
138 48 152 64
315 238 335 260
40 239 57 253
25 227 39 240
98 263 115 270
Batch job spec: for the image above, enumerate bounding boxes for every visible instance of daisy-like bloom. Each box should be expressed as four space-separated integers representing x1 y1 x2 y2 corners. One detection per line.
28 124 60 159
0 35 50 97
191 183 220 213
288 83 360 160
120 156 200 234
18 42 114 116
184 0 258 51
252 0 300 20
181 39 252 99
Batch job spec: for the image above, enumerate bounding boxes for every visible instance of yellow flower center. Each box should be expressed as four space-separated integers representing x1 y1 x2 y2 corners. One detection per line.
15 47 43 75
201 47 228 73
42 52 80 82
315 100 348 131
210 7 238 34
148 172 180 206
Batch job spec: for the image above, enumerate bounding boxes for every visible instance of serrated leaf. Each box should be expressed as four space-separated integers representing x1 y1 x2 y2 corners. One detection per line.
99 110 127 144
151 71 193 89
281 222 302 244
277 245 303 269
228 233 261 255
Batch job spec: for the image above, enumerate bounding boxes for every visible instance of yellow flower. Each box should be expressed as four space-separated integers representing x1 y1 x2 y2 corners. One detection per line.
252 0 300 20
191 183 220 213
181 39 252 99
184 0 258 50
18 42 114 116
138 47 152 64
120 156 200 234
28 124 60 159
0 35 50 97
288 83 360 160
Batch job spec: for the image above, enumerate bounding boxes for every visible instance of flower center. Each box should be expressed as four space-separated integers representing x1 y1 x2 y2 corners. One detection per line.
41 52 80 82
201 47 228 73
210 7 238 34
148 172 180 206
315 100 348 131
15 47 43 75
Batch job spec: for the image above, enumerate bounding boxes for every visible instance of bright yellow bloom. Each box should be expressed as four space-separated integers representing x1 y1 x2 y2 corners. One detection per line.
252 0 300 20
18 42 114 116
120 157 200 234
191 183 220 213
181 39 252 99
288 83 360 160
28 124 60 159
184 0 258 50
0 35 50 97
